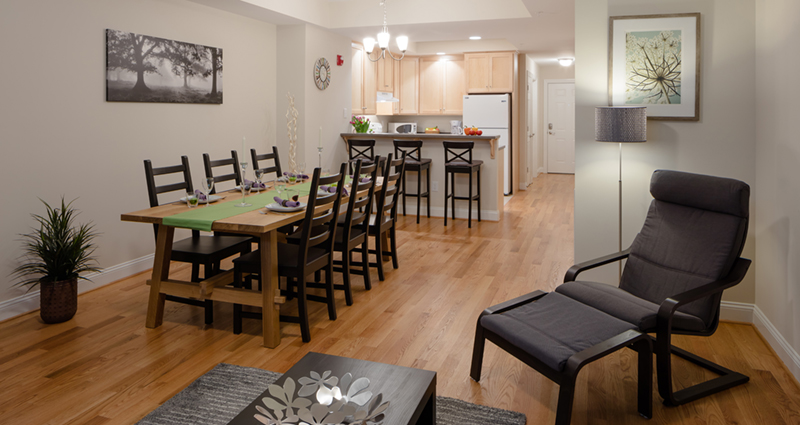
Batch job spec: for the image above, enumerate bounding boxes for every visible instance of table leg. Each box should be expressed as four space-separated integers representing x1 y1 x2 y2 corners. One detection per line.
417 382 436 425
261 231 281 348
146 225 174 328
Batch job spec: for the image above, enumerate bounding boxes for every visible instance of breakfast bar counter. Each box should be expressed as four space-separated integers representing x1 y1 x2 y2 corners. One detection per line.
341 132 505 222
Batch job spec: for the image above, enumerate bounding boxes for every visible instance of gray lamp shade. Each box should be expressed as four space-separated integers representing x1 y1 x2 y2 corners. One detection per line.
595 106 647 143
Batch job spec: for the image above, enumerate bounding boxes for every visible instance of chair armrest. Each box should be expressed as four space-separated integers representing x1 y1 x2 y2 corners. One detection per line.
564 249 631 282
481 290 548 316
657 258 752 330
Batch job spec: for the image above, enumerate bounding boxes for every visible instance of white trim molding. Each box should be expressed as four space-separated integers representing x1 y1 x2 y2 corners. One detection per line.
719 301 800 384
0 254 154 323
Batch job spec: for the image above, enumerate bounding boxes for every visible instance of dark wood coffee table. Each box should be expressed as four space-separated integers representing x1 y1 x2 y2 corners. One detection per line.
228 352 436 425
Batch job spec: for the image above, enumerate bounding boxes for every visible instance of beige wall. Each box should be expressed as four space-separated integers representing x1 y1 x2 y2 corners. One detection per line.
754 0 800 364
0 0 277 306
574 0 757 304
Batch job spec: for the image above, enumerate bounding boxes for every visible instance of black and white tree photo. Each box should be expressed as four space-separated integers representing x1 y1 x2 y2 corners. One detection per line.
106 29 223 104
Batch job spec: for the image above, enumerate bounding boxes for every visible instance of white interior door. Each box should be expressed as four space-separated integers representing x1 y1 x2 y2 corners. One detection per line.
547 82 575 174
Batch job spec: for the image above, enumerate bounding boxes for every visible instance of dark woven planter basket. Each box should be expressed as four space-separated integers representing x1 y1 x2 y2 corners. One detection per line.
40 277 78 323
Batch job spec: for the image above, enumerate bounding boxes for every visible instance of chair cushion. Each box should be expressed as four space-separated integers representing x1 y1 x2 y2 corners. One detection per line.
555 281 707 332
446 159 483 169
650 169 749 218
480 292 636 372
405 158 432 167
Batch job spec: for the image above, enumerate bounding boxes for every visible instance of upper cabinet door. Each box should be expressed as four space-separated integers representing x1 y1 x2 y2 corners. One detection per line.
351 46 364 115
363 54 378 115
489 52 514 93
465 52 514 94
443 58 465 115
398 58 419 115
419 59 443 114
377 58 394 92
465 53 489 93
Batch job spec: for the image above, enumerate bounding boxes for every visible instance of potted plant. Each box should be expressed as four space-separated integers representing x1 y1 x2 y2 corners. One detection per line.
350 115 372 133
12 198 100 323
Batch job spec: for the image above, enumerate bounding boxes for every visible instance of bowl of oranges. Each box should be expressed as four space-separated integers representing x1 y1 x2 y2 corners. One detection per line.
464 126 483 136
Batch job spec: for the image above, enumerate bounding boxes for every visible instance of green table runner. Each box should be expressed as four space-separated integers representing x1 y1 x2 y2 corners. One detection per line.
162 183 312 231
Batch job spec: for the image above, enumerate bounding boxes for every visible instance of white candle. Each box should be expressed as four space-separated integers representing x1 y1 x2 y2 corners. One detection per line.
319 127 322 147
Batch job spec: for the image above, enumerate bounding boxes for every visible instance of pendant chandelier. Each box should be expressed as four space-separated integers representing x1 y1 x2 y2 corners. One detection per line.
363 0 408 62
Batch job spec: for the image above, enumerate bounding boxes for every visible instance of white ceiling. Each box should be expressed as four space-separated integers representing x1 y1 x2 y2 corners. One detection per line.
190 0 574 59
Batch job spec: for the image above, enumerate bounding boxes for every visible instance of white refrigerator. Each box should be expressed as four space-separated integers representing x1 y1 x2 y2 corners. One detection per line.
462 94 511 195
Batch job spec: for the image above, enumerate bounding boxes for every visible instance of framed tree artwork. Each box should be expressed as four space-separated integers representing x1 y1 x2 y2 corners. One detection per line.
608 13 700 121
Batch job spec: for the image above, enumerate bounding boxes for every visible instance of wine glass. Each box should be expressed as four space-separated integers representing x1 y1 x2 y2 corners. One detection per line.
298 163 306 181
203 177 215 207
276 178 287 199
236 161 252 207
254 169 264 193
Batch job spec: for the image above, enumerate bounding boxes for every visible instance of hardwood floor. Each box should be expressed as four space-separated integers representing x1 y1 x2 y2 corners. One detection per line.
1 174 798 424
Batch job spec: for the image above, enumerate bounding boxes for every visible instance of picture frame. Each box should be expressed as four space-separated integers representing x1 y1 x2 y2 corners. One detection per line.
608 13 701 121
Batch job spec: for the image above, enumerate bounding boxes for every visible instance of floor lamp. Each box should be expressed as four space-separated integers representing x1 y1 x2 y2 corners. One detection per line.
595 106 647 275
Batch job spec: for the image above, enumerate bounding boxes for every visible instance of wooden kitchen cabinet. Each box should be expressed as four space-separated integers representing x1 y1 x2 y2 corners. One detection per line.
465 52 514 93
394 57 419 115
377 58 394 92
419 56 465 115
351 45 377 115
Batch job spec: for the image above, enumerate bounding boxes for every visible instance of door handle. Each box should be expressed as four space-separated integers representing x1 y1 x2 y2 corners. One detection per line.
548 131 555 135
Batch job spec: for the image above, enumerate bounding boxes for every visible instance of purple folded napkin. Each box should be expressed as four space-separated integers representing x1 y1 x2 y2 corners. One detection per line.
320 185 337 193
193 189 207 201
273 196 300 208
244 179 266 189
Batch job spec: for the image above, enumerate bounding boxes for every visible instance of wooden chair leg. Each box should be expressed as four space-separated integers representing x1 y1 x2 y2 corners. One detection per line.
426 167 431 218
477 169 481 222
375 232 385 281
416 170 422 224
555 377 577 425
297 276 311 342
468 170 473 228
390 226 399 269
470 320 486 381
451 172 456 221
402 172 407 216
203 262 213 325
233 265 243 335
191 263 200 282
444 171 449 226
325 265 337 320
361 241 372 290
342 249 354 306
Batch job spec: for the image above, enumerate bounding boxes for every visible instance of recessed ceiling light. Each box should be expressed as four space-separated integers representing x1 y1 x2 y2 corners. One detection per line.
437 52 446 55
558 57 575 66
469 36 482 40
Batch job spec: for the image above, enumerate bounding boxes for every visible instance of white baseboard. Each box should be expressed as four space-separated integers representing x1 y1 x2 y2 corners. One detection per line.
752 305 800 384
398 203 500 222
719 301 800 384
537 167 545 175
0 254 154 322
719 300 755 322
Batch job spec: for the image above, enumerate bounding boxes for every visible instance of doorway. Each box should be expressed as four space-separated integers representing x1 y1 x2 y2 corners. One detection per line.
544 80 575 174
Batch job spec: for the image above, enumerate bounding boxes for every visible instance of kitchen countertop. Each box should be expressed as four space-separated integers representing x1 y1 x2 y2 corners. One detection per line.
340 132 501 159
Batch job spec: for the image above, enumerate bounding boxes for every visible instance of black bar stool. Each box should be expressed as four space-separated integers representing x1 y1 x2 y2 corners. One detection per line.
393 140 431 224
443 141 482 228
347 139 385 175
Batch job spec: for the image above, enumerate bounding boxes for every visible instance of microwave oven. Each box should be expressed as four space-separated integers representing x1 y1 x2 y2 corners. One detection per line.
388 122 417 134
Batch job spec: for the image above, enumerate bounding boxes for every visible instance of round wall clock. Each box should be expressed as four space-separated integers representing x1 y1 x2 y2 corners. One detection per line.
314 57 331 90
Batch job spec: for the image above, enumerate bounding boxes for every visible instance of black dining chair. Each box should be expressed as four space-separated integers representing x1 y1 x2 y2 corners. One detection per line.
367 153 405 281
251 147 283 179
143 156 252 325
202 150 243 192
347 139 385 175
332 159 379 304
232 165 346 342
393 140 431 224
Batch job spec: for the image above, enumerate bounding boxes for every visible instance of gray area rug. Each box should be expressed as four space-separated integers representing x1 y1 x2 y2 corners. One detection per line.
137 363 526 425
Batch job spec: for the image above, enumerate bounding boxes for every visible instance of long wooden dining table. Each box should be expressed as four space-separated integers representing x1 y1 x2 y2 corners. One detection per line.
121 187 315 348
121 178 383 348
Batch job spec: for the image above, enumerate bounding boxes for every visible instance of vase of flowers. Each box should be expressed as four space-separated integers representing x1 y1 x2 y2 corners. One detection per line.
12 198 100 323
350 116 372 133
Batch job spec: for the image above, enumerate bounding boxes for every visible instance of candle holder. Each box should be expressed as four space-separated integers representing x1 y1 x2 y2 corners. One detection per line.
317 146 323 169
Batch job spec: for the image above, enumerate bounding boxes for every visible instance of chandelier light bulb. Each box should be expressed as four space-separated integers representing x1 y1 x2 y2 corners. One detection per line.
363 37 376 53
377 31 390 49
396 35 408 52
558 57 574 66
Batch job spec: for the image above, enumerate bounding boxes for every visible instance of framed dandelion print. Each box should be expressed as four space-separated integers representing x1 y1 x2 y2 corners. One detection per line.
609 13 701 121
